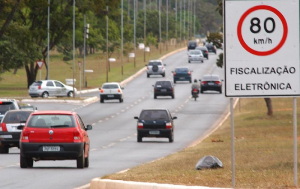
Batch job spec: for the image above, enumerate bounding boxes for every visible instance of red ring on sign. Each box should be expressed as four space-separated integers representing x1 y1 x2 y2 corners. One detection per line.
237 5 288 56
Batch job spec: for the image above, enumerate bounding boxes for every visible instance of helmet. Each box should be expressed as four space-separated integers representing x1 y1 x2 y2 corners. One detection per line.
194 79 197 83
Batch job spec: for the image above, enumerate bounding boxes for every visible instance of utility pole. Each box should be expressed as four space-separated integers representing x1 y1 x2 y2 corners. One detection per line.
187 0 189 40
72 0 75 97
180 0 182 45
159 0 161 54
83 15 89 87
175 0 177 45
106 6 109 81
121 0 124 75
166 0 168 51
183 0 185 43
194 0 196 38
134 0 136 68
144 0 146 62
47 0 50 80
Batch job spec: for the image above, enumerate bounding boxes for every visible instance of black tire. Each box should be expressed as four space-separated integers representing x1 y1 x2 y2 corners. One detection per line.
189 79 192 83
84 153 89 168
152 65 158 72
200 90 204 94
154 95 157 99
27 158 33 168
0 146 8 154
119 97 123 103
162 73 165 77
100 99 104 103
67 91 74 97
169 131 174 143
172 94 175 99
42 92 49 98
219 89 222 94
174 80 176 83
20 156 28 168
77 150 85 169
201 60 204 63
147 73 150 78
137 133 142 142
188 61 191 63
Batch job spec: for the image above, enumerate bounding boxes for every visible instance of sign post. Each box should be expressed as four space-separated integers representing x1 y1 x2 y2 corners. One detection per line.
78 61 82 97
225 0 299 187
36 61 44 80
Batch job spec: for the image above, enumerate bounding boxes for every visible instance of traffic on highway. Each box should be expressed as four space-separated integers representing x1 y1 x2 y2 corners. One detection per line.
0 48 228 188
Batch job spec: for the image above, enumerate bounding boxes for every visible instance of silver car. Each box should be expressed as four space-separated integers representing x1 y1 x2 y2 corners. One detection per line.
28 80 77 98
146 60 166 78
188 50 204 63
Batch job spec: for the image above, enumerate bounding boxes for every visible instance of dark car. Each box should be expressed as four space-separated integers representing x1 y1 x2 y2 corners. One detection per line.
19 110 92 168
153 81 175 99
205 43 217 54
200 74 223 93
134 109 177 142
187 41 198 50
196 46 209 59
0 110 33 153
172 67 192 83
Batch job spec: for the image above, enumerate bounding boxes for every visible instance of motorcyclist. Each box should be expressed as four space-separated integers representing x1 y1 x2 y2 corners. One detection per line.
191 79 200 95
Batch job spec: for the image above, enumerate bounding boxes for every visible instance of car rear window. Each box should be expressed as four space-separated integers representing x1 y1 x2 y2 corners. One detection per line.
102 84 119 89
27 115 75 128
32 81 42 86
190 51 201 55
0 102 16 114
155 81 172 88
189 42 197 45
3 111 32 123
140 110 169 121
175 68 188 73
203 75 220 81
148 62 162 66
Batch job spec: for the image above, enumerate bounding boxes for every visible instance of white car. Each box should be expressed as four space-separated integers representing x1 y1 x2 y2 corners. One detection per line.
28 80 77 98
146 60 166 78
188 50 204 63
99 82 124 103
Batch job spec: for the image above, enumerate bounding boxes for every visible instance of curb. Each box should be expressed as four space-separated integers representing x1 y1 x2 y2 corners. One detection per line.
89 179 231 189
21 96 99 104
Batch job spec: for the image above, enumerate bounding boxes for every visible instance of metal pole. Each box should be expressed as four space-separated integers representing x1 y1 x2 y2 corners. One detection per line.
79 63 81 98
183 0 185 43
47 0 50 80
106 6 109 81
194 0 195 38
166 0 168 51
121 0 124 75
180 0 182 45
40 69 41 80
72 0 75 97
175 0 177 44
159 0 161 54
293 97 298 187
128 0 130 22
144 0 146 62
83 14 86 87
187 0 190 40
230 98 235 188
134 0 136 68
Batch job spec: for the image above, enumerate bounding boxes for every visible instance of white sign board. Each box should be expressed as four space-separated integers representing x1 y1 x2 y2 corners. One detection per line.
225 0 299 97
139 43 145 49
129 53 135 58
36 61 44 69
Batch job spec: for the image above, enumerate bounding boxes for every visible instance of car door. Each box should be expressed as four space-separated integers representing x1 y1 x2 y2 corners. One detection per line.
76 114 89 157
45 81 55 96
54 81 65 96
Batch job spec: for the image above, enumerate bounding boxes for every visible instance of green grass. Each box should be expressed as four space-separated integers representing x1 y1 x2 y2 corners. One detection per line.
0 44 184 97
104 98 300 188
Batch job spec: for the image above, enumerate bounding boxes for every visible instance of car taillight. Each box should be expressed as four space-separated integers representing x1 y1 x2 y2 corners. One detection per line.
100 89 104 93
138 122 143 129
73 130 81 141
188 71 191 75
215 81 221 85
0 123 7 132
118 89 121 93
0 101 2 104
22 129 30 141
189 55 192 57
201 81 208 84
173 72 176 76
193 88 198 92
166 122 172 129
38 85 41 90
206 51 208 53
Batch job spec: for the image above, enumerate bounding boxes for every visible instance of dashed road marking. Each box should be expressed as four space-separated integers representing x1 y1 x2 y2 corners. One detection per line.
98 120 102 123
90 148 97 151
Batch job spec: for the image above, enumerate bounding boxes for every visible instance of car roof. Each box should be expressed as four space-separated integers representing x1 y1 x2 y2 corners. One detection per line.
149 60 162 62
196 46 207 49
31 110 74 115
175 66 189 69
202 74 220 80
142 108 169 111
102 82 120 85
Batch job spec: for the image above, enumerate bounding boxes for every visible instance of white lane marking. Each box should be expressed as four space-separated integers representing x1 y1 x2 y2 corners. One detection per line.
126 107 129 109
134 101 138 104
138 99 141 102
175 110 178 112
98 120 102 123
92 123 96 126
105 118 109 121
111 115 115 118
142 96 145 99
90 148 97 151
116 113 120 115
133 133 137 136
130 104 134 107
119 138 127 142
121 110 125 112
127 136 132 139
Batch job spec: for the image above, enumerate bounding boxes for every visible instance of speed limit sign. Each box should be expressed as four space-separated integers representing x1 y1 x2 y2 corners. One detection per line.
225 0 300 97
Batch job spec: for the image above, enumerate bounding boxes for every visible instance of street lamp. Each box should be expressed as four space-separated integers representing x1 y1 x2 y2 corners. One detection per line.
83 15 89 87
166 0 168 51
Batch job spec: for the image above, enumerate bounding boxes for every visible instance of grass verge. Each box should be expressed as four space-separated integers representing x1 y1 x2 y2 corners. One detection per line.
104 98 300 188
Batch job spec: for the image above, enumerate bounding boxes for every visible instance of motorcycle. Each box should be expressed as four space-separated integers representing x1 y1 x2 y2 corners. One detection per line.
192 88 199 101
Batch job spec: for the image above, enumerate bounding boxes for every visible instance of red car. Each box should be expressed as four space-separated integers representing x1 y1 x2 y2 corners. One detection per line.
19 111 92 169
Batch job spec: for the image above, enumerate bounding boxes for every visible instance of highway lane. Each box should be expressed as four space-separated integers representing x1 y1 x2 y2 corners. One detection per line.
0 49 230 189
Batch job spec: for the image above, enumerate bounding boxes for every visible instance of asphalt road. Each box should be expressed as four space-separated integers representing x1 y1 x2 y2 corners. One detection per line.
0 49 230 189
